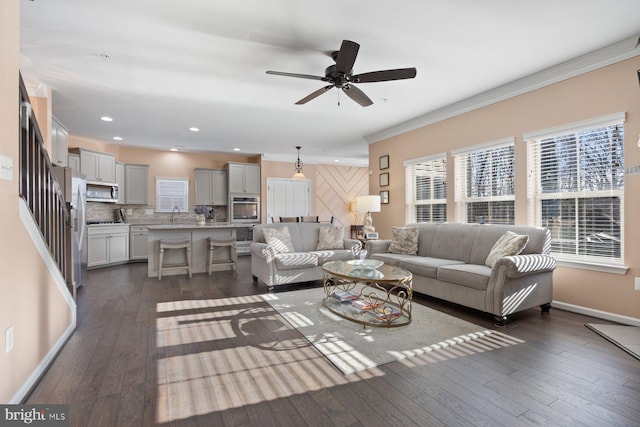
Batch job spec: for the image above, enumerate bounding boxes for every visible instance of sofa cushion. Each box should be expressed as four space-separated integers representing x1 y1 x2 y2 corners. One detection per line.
399 257 466 279
274 252 318 270
485 231 529 268
310 249 353 265
437 264 491 290
370 252 414 266
316 226 345 250
430 223 478 262
388 226 419 255
263 226 296 253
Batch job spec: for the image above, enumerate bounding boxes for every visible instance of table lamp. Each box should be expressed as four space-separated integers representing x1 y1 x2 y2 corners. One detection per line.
355 195 381 235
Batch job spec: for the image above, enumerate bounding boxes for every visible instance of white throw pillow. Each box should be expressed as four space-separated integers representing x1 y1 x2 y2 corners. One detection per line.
263 227 295 253
316 226 345 250
388 226 419 255
485 231 529 268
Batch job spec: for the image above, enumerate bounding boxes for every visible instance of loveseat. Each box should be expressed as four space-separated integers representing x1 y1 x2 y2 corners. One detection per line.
251 222 362 290
365 223 556 325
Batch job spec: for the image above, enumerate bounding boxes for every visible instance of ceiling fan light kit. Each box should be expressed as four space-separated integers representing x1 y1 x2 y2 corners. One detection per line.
267 40 417 107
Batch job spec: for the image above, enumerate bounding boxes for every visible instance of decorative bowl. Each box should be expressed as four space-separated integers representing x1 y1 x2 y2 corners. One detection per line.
346 259 384 270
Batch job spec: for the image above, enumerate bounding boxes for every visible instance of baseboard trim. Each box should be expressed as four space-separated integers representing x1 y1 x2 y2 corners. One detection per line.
552 300 640 327
10 321 75 404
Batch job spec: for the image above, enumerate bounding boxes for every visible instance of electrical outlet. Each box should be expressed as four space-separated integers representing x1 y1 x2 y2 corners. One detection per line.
635 277 640 291
5 326 14 353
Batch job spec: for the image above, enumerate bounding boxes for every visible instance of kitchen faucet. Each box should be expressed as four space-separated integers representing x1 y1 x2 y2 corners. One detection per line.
171 205 179 223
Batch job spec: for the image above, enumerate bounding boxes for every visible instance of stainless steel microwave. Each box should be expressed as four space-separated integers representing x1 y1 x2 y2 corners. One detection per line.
86 181 118 203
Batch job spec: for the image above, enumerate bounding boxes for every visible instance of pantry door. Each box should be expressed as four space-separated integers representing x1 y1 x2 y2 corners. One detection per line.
266 178 310 223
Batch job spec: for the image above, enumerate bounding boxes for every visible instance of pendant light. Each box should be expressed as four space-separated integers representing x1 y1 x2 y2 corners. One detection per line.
292 146 306 179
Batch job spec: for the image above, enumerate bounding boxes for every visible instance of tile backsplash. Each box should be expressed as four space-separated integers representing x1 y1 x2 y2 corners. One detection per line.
86 203 228 224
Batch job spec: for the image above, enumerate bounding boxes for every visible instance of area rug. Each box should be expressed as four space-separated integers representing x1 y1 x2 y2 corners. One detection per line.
585 323 640 361
262 287 516 374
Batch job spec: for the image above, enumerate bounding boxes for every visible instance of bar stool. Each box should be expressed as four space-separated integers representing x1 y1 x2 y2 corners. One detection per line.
158 239 192 280
207 237 238 275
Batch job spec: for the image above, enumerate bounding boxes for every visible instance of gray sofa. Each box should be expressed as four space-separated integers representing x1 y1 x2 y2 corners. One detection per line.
365 223 556 325
251 222 362 290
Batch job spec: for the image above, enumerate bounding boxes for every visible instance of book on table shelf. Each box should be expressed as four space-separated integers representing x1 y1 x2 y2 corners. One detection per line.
331 289 360 302
368 305 401 320
351 298 380 311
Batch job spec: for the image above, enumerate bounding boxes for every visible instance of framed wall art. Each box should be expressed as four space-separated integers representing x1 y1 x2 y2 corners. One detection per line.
380 190 389 204
379 172 389 187
379 155 389 170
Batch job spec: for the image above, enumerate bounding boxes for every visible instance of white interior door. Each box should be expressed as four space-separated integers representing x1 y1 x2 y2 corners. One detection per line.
266 178 310 222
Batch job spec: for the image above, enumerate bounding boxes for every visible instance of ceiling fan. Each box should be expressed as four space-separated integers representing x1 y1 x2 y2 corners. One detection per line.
266 40 417 107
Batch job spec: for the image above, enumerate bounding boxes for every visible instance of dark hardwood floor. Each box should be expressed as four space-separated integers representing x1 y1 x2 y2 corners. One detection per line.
26 257 640 426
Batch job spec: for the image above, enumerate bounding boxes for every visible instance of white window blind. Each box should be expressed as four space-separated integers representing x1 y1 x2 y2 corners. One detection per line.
526 114 624 264
454 139 515 224
405 154 447 223
156 177 189 212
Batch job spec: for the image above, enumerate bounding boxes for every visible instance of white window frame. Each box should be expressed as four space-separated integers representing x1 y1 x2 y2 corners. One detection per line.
525 112 626 273
453 137 515 224
156 177 189 212
404 153 447 224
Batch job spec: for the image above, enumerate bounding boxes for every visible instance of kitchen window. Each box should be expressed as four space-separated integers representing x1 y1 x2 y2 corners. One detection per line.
156 177 189 212
453 138 515 224
525 112 625 269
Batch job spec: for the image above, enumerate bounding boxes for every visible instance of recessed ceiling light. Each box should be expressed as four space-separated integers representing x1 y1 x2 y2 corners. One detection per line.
112 136 123 141
170 147 178 152
100 116 113 122
233 148 241 151
189 127 199 132
334 159 340 162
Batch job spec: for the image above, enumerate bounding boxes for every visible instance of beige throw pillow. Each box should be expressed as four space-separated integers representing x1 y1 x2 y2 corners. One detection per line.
388 226 419 255
316 226 344 250
485 231 529 268
263 227 295 253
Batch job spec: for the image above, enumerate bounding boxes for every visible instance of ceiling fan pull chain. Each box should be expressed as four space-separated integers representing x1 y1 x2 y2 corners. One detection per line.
337 90 341 106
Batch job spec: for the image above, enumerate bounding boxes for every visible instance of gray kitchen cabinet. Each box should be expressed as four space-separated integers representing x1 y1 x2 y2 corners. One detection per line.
51 117 68 167
129 225 149 261
124 164 148 204
72 148 116 182
115 162 125 204
68 153 80 171
228 162 260 194
195 169 227 205
88 224 130 268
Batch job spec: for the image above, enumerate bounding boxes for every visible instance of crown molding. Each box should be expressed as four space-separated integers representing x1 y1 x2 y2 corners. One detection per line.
366 35 640 144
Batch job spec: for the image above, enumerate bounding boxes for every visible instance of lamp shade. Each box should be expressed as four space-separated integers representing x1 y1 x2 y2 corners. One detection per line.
355 195 381 213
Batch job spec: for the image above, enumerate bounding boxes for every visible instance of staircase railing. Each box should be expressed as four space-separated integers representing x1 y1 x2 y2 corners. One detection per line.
18 73 72 295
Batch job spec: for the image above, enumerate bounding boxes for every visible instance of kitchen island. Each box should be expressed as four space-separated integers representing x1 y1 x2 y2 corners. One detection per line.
147 223 241 277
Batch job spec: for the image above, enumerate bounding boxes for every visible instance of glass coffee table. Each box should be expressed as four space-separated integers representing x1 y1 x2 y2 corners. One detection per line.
322 260 413 327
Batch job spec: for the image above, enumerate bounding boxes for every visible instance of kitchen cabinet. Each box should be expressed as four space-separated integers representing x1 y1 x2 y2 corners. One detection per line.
115 162 125 204
71 148 116 182
228 162 260 194
88 224 130 268
68 153 80 171
195 168 227 205
129 225 149 261
124 164 148 204
50 117 68 167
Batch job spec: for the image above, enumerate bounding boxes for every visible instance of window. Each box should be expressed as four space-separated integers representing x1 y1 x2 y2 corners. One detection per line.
453 138 515 224
404 154 447 223
526 113 625 265
156 177 189 212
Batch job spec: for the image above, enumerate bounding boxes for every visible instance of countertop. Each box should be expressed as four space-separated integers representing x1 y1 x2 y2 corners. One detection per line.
146 222 242 230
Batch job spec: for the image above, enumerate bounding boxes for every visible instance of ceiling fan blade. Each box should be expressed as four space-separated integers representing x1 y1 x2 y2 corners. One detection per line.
266 70 327 81
334 40 360 74
351 67 417 83
295 85 334 105
342 84 373 107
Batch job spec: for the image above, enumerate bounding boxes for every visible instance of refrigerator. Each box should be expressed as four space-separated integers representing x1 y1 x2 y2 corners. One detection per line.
53 166 88 292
